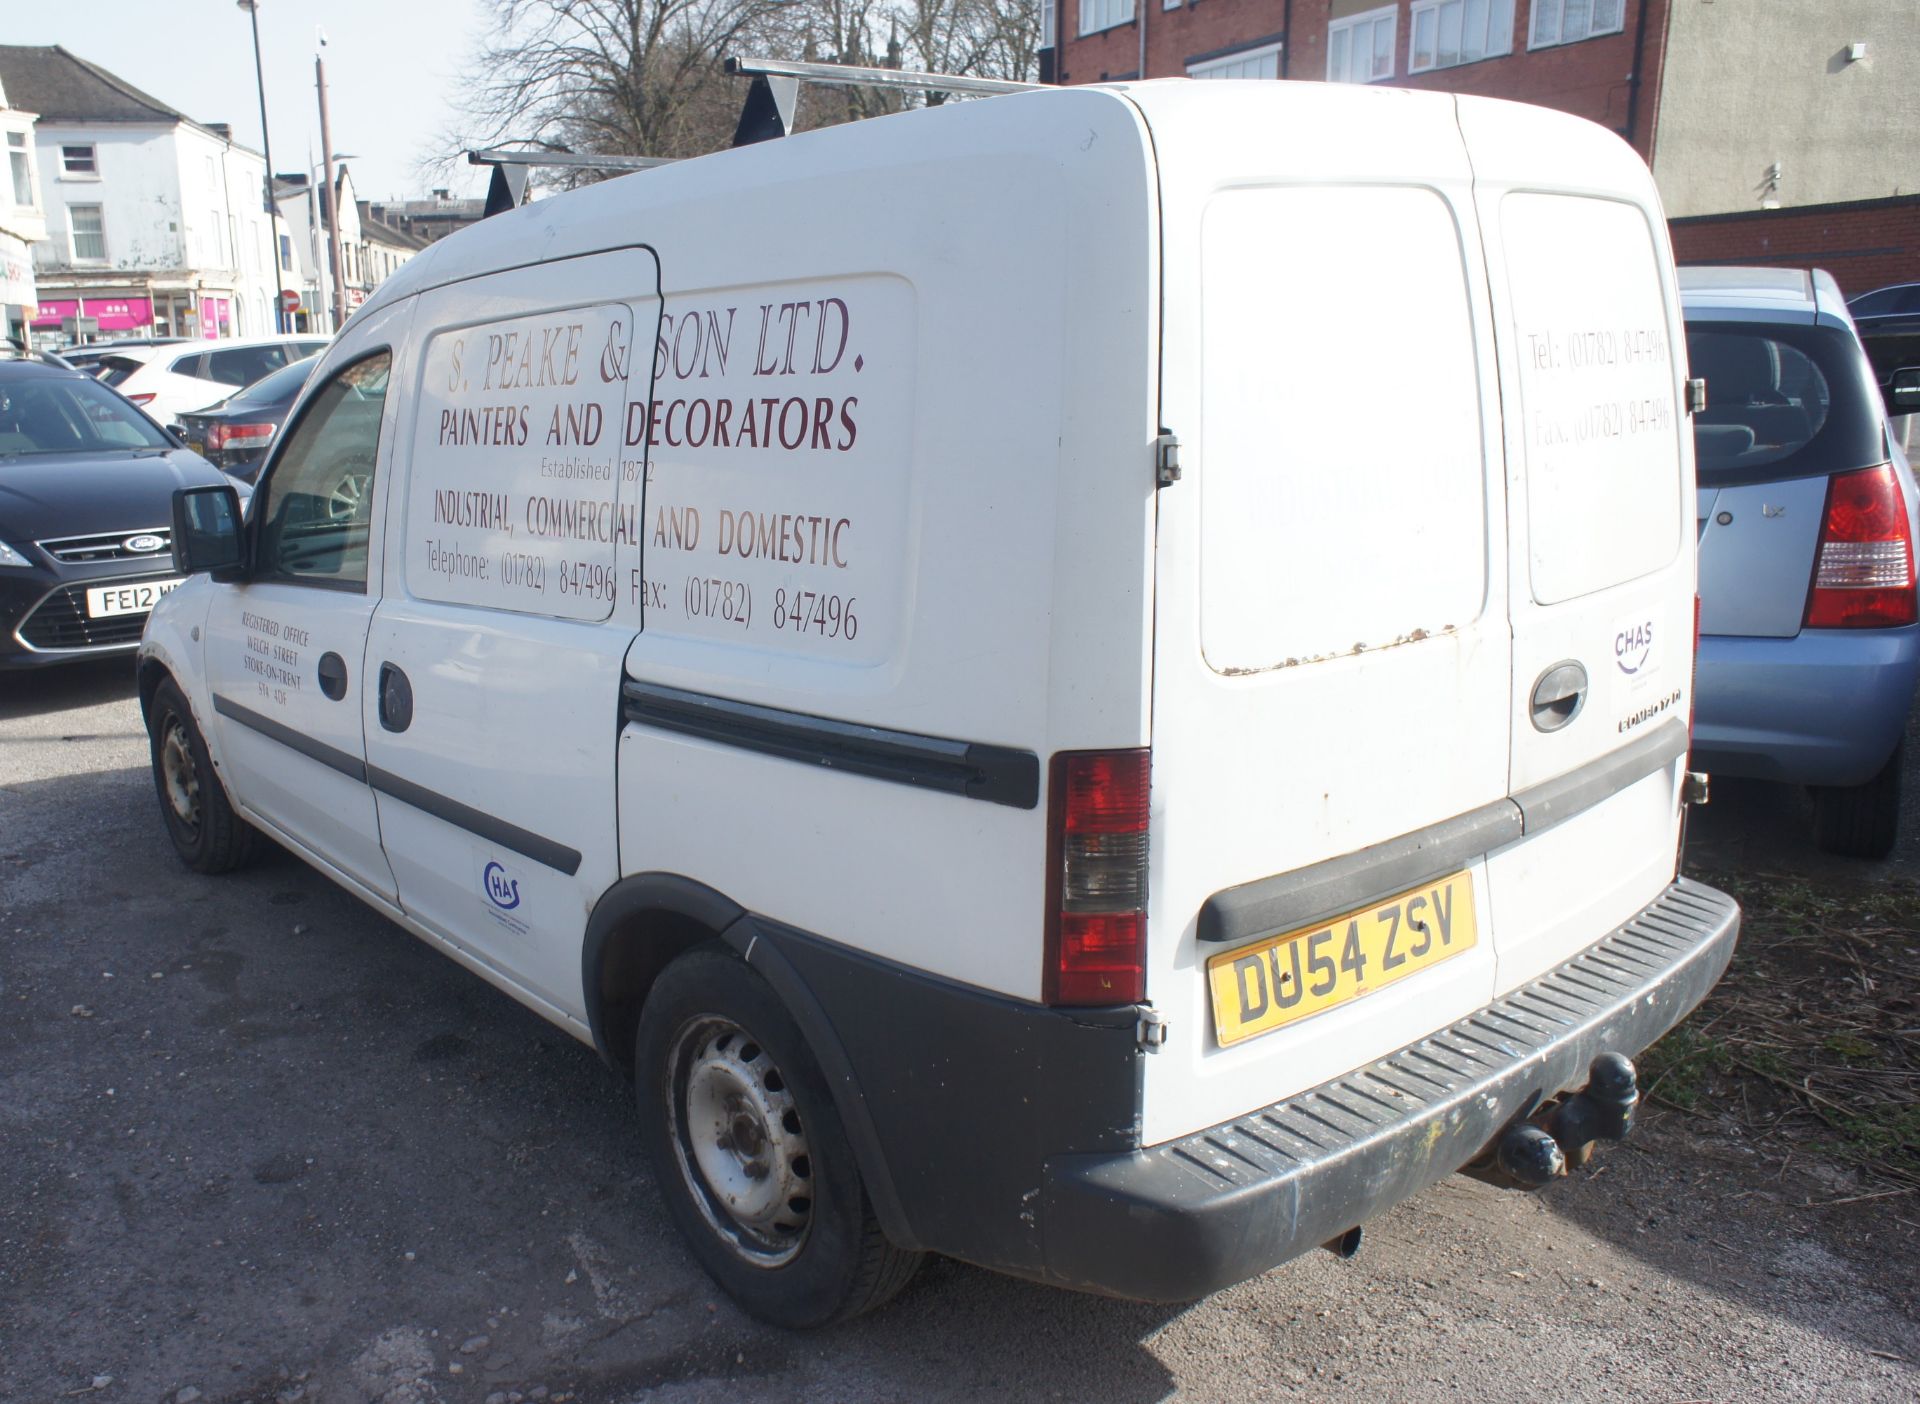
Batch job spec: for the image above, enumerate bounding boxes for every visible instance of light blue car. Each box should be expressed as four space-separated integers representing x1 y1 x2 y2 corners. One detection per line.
1685 267 1920 857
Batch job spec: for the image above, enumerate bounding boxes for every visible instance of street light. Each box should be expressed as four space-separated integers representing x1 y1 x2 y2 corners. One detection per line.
237 0 290 333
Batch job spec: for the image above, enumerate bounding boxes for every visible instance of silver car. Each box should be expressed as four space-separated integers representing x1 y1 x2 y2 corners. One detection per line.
1685 266 1920 857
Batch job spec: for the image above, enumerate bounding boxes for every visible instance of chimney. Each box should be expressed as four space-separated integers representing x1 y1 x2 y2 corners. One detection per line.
207 122 233 141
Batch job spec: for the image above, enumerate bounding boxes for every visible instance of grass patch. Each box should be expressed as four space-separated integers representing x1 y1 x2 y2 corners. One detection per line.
1649 862 1920 1194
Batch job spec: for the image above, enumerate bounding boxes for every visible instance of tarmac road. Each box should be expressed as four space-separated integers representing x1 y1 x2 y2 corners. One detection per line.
2 659 1916 1404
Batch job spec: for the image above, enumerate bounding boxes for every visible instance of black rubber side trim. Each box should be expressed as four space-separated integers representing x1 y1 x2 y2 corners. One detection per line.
213 692 581 874
365 764 582 876
1198 800 1522 946
1199 722 1693 947
1511 718 1689 837
212 693 367 782
580 872 747 1064
718 914 917 1252
621 679 1040 809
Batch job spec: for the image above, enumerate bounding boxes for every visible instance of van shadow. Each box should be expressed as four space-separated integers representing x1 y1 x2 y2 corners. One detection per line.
0 655 138 720
0 763 1185 1404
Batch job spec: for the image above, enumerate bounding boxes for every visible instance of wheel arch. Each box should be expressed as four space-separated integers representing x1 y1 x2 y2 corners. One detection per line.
583 872 916 1249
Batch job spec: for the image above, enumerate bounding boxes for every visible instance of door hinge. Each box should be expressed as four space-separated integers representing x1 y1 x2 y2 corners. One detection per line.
1685 378 1708 416
1136 1005 1168 1051
1684 770 1710 806
1154 430 1182 487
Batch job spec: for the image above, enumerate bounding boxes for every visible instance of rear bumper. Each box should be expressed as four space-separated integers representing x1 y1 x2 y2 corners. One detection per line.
1693 626 1920 786
1036 878 1739 1301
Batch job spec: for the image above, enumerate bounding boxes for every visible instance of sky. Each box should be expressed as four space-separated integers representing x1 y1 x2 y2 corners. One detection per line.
6 0 496 200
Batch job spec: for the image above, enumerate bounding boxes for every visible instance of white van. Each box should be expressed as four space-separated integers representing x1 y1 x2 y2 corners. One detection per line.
139 80 1737 1326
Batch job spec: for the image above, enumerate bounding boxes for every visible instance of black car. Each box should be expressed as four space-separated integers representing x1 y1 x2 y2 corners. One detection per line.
1847 282 1920 416
174 355 316 483
0 359 244 669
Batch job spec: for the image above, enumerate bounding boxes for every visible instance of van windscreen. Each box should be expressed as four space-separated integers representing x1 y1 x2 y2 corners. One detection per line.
1686 322 1883 488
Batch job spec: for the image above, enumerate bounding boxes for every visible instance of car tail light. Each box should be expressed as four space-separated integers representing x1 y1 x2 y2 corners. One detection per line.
1044 749 1149 1006
1803 464 1918 629
208 421 276 454
127 392 156 406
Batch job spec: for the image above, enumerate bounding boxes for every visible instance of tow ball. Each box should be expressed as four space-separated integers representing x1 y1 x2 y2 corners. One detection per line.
1473 1053 1641 1191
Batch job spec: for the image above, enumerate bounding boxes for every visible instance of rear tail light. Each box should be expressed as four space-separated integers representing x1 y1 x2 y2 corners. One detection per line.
1804 464 1917 629
207 421 276 454
1044 749 1149 1006
127 392 156 406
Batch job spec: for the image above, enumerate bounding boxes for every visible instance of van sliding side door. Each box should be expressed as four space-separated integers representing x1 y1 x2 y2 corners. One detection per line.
361 248 662 1023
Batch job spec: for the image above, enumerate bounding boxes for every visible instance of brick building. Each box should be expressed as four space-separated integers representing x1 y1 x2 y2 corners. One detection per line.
1044 0 1918 297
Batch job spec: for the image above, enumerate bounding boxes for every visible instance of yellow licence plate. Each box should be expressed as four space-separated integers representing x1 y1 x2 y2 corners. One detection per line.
1207 872 1478 1048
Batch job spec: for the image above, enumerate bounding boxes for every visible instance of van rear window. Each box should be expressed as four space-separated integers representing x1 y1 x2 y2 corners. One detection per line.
1686 322 1884 488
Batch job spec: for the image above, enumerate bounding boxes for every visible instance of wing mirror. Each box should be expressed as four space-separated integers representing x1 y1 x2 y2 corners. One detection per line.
171 484 247 579
1889 367 1920 416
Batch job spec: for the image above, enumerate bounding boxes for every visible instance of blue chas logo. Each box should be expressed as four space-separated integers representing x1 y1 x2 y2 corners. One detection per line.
1614 620 1655 676
482 860 521 911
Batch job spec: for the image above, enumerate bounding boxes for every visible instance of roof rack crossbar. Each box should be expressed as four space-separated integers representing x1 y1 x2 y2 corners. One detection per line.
724 55 1039 98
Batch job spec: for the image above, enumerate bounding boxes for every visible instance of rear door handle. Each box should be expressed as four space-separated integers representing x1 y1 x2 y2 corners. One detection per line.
378 662 414 733
1529 661 1588 733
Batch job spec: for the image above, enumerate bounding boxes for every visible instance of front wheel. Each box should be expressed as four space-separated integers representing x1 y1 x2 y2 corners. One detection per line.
634 947 920 1327
147 678 259 874
1812 741 1905 859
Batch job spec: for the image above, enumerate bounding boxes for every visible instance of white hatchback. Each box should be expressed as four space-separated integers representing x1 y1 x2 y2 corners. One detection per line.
98 335 330 425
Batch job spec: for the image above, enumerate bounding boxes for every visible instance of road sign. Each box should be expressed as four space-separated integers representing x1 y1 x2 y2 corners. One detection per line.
280 288 302 312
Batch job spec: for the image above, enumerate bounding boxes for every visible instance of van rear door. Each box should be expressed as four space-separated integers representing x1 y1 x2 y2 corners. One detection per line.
1136 83 1514 1146
1458 100 1695 995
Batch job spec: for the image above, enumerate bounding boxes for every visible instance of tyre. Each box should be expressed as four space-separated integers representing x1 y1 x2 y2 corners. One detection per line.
634 947 921 1327
148 678 259 874
1812 741 1904 860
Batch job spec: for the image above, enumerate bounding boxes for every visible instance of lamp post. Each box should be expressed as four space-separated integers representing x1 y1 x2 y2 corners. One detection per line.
236 0 289 333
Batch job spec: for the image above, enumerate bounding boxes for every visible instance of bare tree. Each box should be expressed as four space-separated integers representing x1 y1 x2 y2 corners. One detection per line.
451 0 803 168
437 0 1041 183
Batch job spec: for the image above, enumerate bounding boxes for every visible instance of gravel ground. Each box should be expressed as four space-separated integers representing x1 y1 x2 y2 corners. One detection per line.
2 660 1916 1404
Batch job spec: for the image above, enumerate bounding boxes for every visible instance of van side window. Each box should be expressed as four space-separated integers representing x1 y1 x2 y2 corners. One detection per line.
253 351 392 590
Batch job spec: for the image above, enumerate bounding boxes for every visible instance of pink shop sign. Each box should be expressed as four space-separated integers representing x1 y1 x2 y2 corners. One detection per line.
30 297 155 332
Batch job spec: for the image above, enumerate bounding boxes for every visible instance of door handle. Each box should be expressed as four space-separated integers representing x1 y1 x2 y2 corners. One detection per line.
316 651 348 701
378 662 414 733
1530 661 1588 733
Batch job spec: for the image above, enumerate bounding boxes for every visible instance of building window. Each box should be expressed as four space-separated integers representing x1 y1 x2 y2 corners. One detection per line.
1189 42 1284 80
1039 0 1056 47
1328 6 1398 83
280 233 293 272
68 204 106 261
1529 0 1624 49
60 144 98 178
1410 0 1514 71
1079 0 1135 37
8 132 34 209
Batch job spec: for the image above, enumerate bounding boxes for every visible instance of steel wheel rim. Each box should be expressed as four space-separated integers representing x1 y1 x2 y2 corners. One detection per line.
666 1015 813 1267
160 720 200 831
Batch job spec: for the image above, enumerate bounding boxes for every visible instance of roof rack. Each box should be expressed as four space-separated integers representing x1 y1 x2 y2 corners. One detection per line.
468 55 1039 216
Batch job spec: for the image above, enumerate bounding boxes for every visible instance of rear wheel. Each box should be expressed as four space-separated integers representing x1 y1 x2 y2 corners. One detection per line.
148 678 258 874
634 947 920 1327
1812 741 1904 859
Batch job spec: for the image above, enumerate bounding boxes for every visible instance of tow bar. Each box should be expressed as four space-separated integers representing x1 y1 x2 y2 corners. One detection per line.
1467 1053 1641 1190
